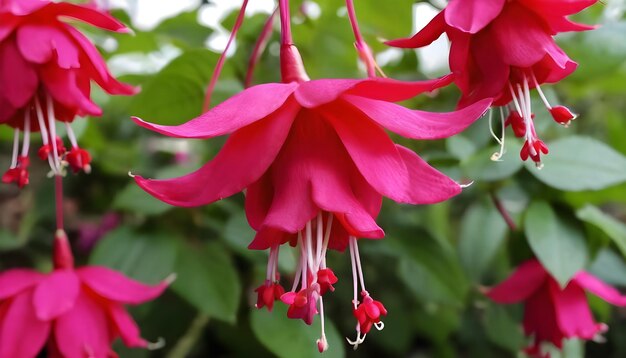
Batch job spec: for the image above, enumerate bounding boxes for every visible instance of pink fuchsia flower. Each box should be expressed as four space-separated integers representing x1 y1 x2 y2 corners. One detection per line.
0 0 137 185
486 259 626 357
387 0 597 166
0 230 171 358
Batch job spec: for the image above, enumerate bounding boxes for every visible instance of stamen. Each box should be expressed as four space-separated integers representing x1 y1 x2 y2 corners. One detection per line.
350 236 366 292
320 214 333 269
290 253 303 292
488 108 506 161
315 213 323 269
531 72 552 110
305 221 315 273
21 111 31 157
346 331 366 350
375 321 385 331
46 95 61 173
266 245 279 281
10 128 19 168
65 122 79 149
146 337 166 350
349 236 359 309
316 297 329 352
507 83 523 117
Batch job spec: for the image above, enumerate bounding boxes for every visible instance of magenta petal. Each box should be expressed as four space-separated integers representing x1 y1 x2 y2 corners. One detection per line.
0 269 43 299
132 82 298 139
16 24 80 68
0 15 19 43
487 259 547 303
54 291 111 358
294 79 362 108
345 75 455 103
0 290 50 358
0 38 38 109
41 66 102 116
77 266 168 304
385 11 446 48
50 2 129 33
396 145 462 204
554 281 605 339
345 96 491 139
445 0 505 33
135 100 298 207
523 282 564 348
33 270 80 320
573 271 626 306
6 0 48 15
519 0 597 16
107 303 147 348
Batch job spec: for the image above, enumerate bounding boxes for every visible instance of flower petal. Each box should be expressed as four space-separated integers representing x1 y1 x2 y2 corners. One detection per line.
135 99 299 207
5 0 48 15
77 266 168 304
395 145 462 204
294 79 363 108
33 270 80 320
486 259 548 303
0 15 19 44
0 290 50 358
0 38 38 109
0 269 43 299
54 291 112 358
40 65 102 116
523 281 564 348
48 2 129 33
445 0 505 33
554 280 605 339
16 24 80 68
248 228 294 250
518 0 597 16
132 82 298 139
344 95 491 139
573 271 626 306
344 75 454 103
107 303 147 348
385 11 446 48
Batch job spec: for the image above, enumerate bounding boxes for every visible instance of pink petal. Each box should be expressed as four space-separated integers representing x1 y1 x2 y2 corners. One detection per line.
0 38 38 109
294 79 362 108
490 3 558 67
523 282 564 348
486 259 548 303
0 290 50 358
543 15 597 33
63 25 137 95
5 0 48 15
33 270 80 320
77 266 168 304
248 227 294 250
54 291 112 358
553 280 605 339
245 174 274 231
107 303 147 348
447 30 472 93
0 15 19 43
445 0 506 33
48 2 129 33
0 269 43 299
573 271 626 306
518 0 597 16
344 95 491 139
135 99 299 207
16 24 80 68
395 145 462 204
344 75 454 103
132 82 298 139
322 104 410 203
40 65 102 116
385 11 446 48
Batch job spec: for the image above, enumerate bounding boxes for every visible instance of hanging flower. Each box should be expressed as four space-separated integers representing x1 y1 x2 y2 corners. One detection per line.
132 41 491 350
0 0 137 186
0 230 172 358
387 0 597 166
486 259 626 357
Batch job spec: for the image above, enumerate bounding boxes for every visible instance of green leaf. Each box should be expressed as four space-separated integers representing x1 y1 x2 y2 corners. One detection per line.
524 201 588 286
589 249 626 287
154 11 213 48
90 227 178 284
483 304 524 352
171 241 241 323
250 304 345 358
113 182 173 216
576 205 626 257
525 136 626 191
461 139 523 182
458 201 509 281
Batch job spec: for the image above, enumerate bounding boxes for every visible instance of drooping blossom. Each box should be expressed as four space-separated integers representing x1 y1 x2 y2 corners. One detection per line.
133 41 490 349
486 259 626 357
0 0 137 186
0 230 171 358
387 0 597 166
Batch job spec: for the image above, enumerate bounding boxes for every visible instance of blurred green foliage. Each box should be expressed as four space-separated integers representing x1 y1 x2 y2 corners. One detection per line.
1 1 626 357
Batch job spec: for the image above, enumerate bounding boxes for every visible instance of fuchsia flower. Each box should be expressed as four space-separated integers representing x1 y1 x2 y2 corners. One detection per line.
132 42 490 349
0 230 171 358
486 259 626 357
0 0 136 185
387 0 597 165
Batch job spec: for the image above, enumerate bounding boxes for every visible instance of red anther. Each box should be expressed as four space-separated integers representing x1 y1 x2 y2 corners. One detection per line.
281 284 320 325
38 144 51 161
254 280 285 312
66 147 92 173
317 268 338 295
505 111 526 138
55 136 67 157
353 292 387 334
549 105 577 125
520 139 549 163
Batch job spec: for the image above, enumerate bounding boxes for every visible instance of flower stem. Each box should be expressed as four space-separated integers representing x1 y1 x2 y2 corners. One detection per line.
490 192 517 231
55 174 64 231
245 8 277 88
279 0 292 46
345 0 376 77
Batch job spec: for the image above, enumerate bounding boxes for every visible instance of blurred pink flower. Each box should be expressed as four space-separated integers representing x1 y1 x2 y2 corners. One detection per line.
77 212 121 252
0 0 137 185
0 231 171 357
387 0 597 165
487 259 626 357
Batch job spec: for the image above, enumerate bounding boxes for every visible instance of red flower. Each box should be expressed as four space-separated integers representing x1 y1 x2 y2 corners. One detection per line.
0 0 136 184
387 0 596 165
0 231 171 357
486 259 626 357
254 280 285 312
